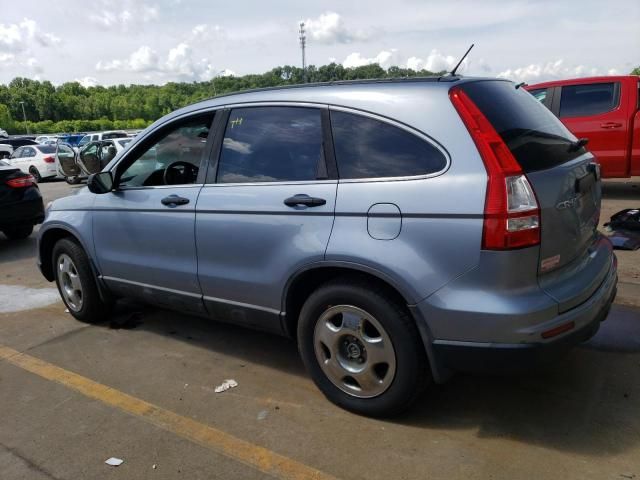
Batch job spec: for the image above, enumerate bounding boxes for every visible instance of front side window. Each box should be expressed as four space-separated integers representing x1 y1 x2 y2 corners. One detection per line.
217 107 324 183
57 143 75 160
331 111 447 179
559 82 619 117
118 115 212 188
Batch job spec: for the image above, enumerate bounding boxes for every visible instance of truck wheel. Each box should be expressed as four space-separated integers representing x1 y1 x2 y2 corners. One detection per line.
2 225 33 240
297 278 430 417
52 238 110 323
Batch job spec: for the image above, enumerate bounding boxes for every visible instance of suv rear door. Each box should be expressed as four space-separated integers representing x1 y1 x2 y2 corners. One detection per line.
556 80 628 177
462 80 612 311
195 105 337 333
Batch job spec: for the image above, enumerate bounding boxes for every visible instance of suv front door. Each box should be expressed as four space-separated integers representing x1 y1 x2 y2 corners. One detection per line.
195 105 337 333
93 113 216 314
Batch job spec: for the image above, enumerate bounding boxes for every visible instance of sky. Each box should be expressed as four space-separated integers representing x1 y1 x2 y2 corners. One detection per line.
0 0 638 87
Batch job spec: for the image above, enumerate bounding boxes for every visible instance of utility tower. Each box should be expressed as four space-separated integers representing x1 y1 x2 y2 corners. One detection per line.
299 21 306 82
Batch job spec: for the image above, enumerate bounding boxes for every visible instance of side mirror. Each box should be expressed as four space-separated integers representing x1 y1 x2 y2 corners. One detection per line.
87 171 114 194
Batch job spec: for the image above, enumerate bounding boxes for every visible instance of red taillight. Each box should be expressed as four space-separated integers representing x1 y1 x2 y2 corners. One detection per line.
43 156 55 163
449 87 540 250
6 175 35 188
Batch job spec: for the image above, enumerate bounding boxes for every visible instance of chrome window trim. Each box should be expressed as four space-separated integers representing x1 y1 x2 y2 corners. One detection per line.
201 179 337 188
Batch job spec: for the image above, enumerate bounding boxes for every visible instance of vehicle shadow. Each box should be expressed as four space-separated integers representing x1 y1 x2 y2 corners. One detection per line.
0 232 39 264
601 179 640 201
104 301 640 457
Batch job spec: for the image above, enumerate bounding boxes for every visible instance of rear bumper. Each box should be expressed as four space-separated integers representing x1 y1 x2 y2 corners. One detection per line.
0 190 45 228
431 256 618 374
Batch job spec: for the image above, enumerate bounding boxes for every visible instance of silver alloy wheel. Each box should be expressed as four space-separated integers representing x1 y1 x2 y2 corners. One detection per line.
57 253 83 311
313 305 397 398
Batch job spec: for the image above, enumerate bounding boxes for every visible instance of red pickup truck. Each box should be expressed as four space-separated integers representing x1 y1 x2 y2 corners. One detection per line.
526 75 640 178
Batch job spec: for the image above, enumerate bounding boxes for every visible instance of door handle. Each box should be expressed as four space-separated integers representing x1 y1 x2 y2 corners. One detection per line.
161 195 190 207
284 194 326 208
600 122 622 129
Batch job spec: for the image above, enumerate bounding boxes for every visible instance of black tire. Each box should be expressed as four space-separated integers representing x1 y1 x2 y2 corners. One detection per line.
297 278 430 417
2 225 33 240
29 167 42 183
52 238 111 323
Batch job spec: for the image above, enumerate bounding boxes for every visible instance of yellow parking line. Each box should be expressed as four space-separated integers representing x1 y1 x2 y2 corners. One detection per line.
0 345 337 480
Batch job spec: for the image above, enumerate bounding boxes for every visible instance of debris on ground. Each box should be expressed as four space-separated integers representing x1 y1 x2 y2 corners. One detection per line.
214 379 238 393
604 209 640 250
109 311 143 330
152 464 157 469
105 457 124 466
257 409 268 420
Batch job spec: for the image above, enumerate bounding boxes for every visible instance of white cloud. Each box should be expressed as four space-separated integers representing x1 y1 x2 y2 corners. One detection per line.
497 59 619 83
0 18 60 53
89 3 158 31
340 48 475 74
75 76 99 87
96 42 229 81
343 50 396 68
303 11 372 44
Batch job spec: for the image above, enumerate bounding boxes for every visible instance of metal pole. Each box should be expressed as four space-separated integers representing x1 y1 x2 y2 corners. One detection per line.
299 22 306 82
19 101 29 135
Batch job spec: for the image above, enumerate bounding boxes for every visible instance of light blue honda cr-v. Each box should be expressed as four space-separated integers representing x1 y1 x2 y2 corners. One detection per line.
38 77 617 416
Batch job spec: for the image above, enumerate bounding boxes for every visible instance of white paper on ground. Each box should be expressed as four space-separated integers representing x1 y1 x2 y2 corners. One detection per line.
105 457 124 466
214 379 238 393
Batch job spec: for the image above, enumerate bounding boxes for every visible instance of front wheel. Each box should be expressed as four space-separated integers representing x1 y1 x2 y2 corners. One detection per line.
297 278 430 417
52 238 110 323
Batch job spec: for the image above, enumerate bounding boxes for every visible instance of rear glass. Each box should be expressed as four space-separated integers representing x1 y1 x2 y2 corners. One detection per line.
36 145 56 153
462 80 583 173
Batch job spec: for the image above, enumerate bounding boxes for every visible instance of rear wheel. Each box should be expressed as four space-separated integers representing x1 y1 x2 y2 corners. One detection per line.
29 167 42 183
52 238 110 323
2 225 33 240
297 278 430 417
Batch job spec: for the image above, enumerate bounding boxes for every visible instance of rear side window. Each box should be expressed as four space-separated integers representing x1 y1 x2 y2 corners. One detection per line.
462 80 582 173
559 82 619 117
217 107 324 183
331 111 447 179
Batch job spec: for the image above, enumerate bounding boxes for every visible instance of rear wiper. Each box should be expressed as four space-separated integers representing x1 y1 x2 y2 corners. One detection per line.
568 138 589 152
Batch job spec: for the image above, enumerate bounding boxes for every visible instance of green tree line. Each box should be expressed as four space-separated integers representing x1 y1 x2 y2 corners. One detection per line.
0 63 441 134
2 63 638 135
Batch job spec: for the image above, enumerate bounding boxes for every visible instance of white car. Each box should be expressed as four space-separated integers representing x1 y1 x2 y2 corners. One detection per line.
9 144 59 182
34 135 58 144
77 131 129 149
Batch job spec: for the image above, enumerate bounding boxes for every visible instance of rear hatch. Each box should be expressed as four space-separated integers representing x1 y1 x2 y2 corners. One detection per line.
462 80 611 311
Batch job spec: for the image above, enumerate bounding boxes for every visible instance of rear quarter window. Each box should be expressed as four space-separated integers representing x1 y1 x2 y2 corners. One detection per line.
559 82 620 117
330 111 447 179
462 80 583 173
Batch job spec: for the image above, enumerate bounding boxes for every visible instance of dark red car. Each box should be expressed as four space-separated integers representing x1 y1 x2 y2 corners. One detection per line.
526 75 639 178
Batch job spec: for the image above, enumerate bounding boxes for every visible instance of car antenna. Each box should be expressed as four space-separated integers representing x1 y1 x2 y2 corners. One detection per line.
449 43 474 77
